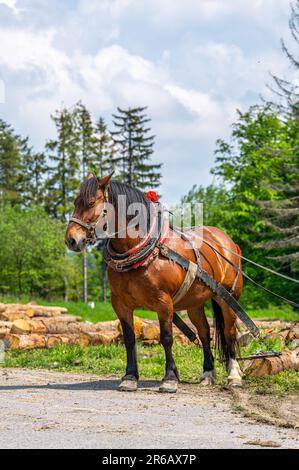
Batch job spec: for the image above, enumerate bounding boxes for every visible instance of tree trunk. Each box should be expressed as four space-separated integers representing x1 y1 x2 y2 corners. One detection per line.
82 251 88 303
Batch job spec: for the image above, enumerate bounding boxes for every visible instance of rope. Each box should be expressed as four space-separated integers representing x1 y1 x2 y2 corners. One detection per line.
200 231 299 285
201 237 299 310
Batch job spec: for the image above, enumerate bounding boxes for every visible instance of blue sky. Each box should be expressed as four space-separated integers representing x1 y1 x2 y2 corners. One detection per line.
0 0 294 203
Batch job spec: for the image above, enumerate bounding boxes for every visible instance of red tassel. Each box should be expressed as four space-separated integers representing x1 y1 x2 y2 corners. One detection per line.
146 191 159 203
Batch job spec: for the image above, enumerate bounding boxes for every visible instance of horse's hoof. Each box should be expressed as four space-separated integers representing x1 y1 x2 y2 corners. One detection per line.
159 380 178 393
199 371 215 386
118 379 138 392
228 379 243 388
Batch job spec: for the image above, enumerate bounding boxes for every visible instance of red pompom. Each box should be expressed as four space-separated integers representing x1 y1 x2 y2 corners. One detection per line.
146 191 159 203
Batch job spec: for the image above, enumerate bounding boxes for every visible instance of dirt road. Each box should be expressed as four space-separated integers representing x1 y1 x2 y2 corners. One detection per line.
0 368 298 449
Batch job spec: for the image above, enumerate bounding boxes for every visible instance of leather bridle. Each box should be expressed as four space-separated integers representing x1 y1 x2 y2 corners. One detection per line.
68 187 109 244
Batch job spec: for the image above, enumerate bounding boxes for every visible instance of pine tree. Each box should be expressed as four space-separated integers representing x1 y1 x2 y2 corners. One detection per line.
94 117 119 177
73 102 95 179
111 107 162 189
20 151 49 206
45 108 80 221
0 119 28 204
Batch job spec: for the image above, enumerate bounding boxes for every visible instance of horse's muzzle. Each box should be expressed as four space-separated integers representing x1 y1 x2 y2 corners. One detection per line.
65 235 86 252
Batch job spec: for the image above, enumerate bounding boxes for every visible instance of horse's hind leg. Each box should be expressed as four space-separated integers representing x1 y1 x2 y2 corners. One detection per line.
212 299 242 388
187 306 215 386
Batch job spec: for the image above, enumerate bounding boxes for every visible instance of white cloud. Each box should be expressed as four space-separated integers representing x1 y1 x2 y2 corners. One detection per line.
0 0 21 15
0 0 294 200
165 85 221 119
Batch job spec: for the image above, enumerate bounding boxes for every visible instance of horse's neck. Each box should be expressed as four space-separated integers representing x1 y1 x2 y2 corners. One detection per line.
110 235 141 254
109 215 144 253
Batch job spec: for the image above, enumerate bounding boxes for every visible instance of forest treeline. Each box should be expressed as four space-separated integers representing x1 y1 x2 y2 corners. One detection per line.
0 3 298 307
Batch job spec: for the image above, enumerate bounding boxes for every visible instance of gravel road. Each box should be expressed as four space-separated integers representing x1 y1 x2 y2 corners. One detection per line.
0 368 298 449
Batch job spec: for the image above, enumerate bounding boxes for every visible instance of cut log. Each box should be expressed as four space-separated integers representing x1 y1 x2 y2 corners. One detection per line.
244 348 299 377
0 311 32 322
80 331 119 345
94 319 120 332
11 319 47 335
117 316 143 339
28 306 68 317
46 334 84 348
0 303 68 318
237 331 253 347
10 316 81 335
141 320 160 341
7 334 46 350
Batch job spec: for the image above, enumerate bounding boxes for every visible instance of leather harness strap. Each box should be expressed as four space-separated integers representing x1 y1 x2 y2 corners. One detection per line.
158 243 260 337
173 261 198 306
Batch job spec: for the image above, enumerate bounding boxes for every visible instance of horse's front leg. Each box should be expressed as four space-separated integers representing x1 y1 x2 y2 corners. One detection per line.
111 296 138 392
157 301 179 393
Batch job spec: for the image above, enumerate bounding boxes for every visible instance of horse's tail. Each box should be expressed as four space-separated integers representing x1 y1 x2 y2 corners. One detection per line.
211 299 236 366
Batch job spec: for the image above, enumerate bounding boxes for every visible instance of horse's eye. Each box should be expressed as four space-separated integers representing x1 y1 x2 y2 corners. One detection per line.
88 202 95 208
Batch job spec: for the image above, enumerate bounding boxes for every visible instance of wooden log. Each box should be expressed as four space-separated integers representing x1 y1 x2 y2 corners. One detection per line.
244 348 299 377
10 316 81 335
117 316 143 339
0 311 32 322
141 320 160 341
0 321 13 329
28 305 68 317
11 319 47 335
7 334 46 350
46 334 87 348
0 303 68 318
0 327 11 338
79 331 118 345
94 319 120 332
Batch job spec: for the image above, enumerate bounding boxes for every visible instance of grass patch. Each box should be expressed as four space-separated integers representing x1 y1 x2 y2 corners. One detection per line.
245 370 299 395
246 304 298 322
2 339 298 395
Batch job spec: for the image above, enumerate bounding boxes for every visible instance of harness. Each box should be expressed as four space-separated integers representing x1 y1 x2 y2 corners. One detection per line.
100 206 259 337
69 194 288 359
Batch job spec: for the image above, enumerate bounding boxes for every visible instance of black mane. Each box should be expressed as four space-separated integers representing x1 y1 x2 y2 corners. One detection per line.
78 177 152 226
109 180 151 215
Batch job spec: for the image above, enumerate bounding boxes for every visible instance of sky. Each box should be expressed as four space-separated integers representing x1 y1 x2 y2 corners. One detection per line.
0 0 294 203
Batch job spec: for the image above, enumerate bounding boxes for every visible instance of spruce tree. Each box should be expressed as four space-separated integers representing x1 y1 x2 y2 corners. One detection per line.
0 119 27 204
45 108 80 221
20 151 48 207
111 107 162 189
94 117 119 177
73 102 95 179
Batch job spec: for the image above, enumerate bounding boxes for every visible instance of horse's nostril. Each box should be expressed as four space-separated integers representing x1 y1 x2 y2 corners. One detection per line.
68 237 77 249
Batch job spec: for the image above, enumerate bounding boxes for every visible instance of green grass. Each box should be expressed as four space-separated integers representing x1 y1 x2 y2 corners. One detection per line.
246 304 298 321
0 295 298 322
2 338 298 395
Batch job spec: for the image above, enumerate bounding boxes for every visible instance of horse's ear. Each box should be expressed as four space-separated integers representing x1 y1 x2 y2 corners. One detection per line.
98 172 114 188
87 171 95 180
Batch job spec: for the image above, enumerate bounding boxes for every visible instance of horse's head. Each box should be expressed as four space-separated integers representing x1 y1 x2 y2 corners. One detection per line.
65 172 113 252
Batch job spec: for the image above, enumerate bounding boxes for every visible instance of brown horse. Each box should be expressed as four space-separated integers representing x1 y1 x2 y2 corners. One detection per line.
65 173 243 393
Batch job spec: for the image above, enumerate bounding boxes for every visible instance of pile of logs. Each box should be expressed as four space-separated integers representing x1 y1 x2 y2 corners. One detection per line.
1 302 298 377
0 302 192 350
